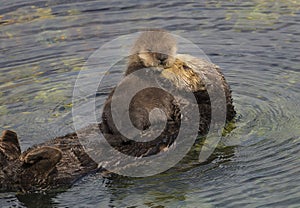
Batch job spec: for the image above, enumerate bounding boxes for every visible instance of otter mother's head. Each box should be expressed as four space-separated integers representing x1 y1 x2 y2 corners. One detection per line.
126 30 177 75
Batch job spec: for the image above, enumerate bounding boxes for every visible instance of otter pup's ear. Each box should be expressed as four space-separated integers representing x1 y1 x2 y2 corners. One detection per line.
20 146 62 176
0 130 21 160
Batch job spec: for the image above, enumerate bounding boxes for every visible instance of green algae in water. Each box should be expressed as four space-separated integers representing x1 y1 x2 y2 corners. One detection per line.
225 0 300 31
0 106 8 116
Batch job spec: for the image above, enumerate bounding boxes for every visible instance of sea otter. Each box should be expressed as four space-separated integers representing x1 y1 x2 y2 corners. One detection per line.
101 30 236 157
0 30 236 192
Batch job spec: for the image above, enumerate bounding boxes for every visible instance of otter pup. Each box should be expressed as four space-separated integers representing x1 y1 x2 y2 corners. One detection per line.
101 30 236 157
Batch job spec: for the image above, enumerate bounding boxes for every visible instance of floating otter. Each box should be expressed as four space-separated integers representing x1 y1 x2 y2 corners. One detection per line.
0 30 236 192
101 30 236 157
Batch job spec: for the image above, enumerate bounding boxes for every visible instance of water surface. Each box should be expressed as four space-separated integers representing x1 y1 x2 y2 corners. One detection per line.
0 0 300 207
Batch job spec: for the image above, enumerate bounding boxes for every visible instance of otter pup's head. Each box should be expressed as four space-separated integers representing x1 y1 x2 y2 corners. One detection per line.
126 30 177 75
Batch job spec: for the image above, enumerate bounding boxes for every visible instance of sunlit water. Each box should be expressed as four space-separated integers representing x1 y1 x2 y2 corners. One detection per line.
1 0 300 207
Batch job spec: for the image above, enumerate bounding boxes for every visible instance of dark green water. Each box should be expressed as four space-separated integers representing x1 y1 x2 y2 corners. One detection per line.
1 0 300 207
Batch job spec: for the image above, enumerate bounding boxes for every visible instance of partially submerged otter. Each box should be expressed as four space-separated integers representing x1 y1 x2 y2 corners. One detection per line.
0 130 98 192
1 30 236 192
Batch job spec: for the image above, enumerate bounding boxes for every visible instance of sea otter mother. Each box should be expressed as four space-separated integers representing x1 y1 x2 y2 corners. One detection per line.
100 30 236 157
0 30 236 192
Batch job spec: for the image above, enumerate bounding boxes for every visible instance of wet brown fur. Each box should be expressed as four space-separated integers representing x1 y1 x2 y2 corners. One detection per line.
0 30 236 193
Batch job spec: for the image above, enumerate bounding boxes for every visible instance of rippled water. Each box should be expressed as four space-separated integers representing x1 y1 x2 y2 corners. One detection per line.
1 0 300 207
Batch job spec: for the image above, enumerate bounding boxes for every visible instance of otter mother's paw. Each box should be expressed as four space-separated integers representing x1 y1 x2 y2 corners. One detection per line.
20 146 62 176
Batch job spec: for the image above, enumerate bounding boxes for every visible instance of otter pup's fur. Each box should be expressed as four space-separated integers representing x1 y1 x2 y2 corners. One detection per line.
126 30 177 75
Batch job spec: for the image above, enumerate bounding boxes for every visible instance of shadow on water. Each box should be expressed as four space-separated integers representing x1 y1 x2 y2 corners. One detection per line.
99 143 236 208
16 193 59 208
